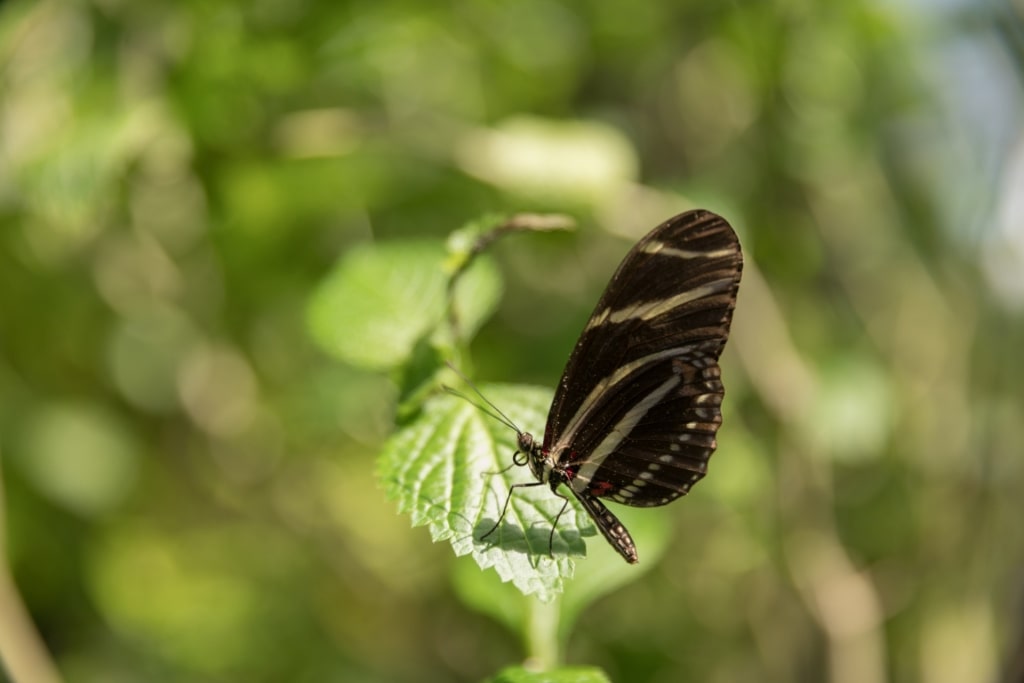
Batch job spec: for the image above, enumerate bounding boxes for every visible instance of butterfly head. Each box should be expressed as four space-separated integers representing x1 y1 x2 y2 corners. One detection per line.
516 431 553 484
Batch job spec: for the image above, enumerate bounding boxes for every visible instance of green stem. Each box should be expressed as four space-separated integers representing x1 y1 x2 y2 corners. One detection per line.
524 595 562 670
0 452 64 683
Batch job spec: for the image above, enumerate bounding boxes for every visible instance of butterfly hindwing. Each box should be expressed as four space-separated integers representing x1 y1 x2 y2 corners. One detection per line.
568 352 725 507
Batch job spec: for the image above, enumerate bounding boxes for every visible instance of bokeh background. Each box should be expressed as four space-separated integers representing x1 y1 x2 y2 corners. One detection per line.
2 0 1024 682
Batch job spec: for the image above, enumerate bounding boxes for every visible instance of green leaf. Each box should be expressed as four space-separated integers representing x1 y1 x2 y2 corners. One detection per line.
307 238 503 370
394 337 447 424
450 252 503 342
485 665 612 683
379 385 595 602
451 503 672 644
307 240 447 370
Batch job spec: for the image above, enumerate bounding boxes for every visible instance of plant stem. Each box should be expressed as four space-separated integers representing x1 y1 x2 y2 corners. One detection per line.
524 596 561 670
0 453 64 683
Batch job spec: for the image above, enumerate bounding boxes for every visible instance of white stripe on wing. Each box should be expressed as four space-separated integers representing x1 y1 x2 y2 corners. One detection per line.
570 373 682 491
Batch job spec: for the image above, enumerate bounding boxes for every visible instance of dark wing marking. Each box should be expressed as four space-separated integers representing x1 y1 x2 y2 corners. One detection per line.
569 354 725 507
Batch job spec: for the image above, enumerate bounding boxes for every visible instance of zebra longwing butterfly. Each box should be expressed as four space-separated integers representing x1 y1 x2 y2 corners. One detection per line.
483 209 743 564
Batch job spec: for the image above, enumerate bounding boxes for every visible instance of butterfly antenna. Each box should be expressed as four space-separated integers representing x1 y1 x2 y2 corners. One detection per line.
443 362 522 434
442 385 520 434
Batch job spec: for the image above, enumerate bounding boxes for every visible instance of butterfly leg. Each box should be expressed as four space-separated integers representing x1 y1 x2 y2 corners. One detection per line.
480 481 544 542
547 491 573 559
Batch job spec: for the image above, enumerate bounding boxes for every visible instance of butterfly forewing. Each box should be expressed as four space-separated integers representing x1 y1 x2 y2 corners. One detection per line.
544 210 742 507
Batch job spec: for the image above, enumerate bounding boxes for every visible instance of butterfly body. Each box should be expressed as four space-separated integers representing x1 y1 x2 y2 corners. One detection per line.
488 209 742 564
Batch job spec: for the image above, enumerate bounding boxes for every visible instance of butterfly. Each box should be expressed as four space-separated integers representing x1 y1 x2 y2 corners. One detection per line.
481 209 743 564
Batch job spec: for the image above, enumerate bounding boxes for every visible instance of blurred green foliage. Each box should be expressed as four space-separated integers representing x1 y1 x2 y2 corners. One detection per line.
2 0 1024 682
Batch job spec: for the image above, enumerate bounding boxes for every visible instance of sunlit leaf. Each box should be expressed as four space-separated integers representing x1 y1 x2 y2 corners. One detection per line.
451 503 672 641
379 385 596 602
308 239 502 370
307 240 447 370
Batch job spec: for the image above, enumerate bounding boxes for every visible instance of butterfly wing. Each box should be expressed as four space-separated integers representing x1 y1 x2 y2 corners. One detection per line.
544 209 743 507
